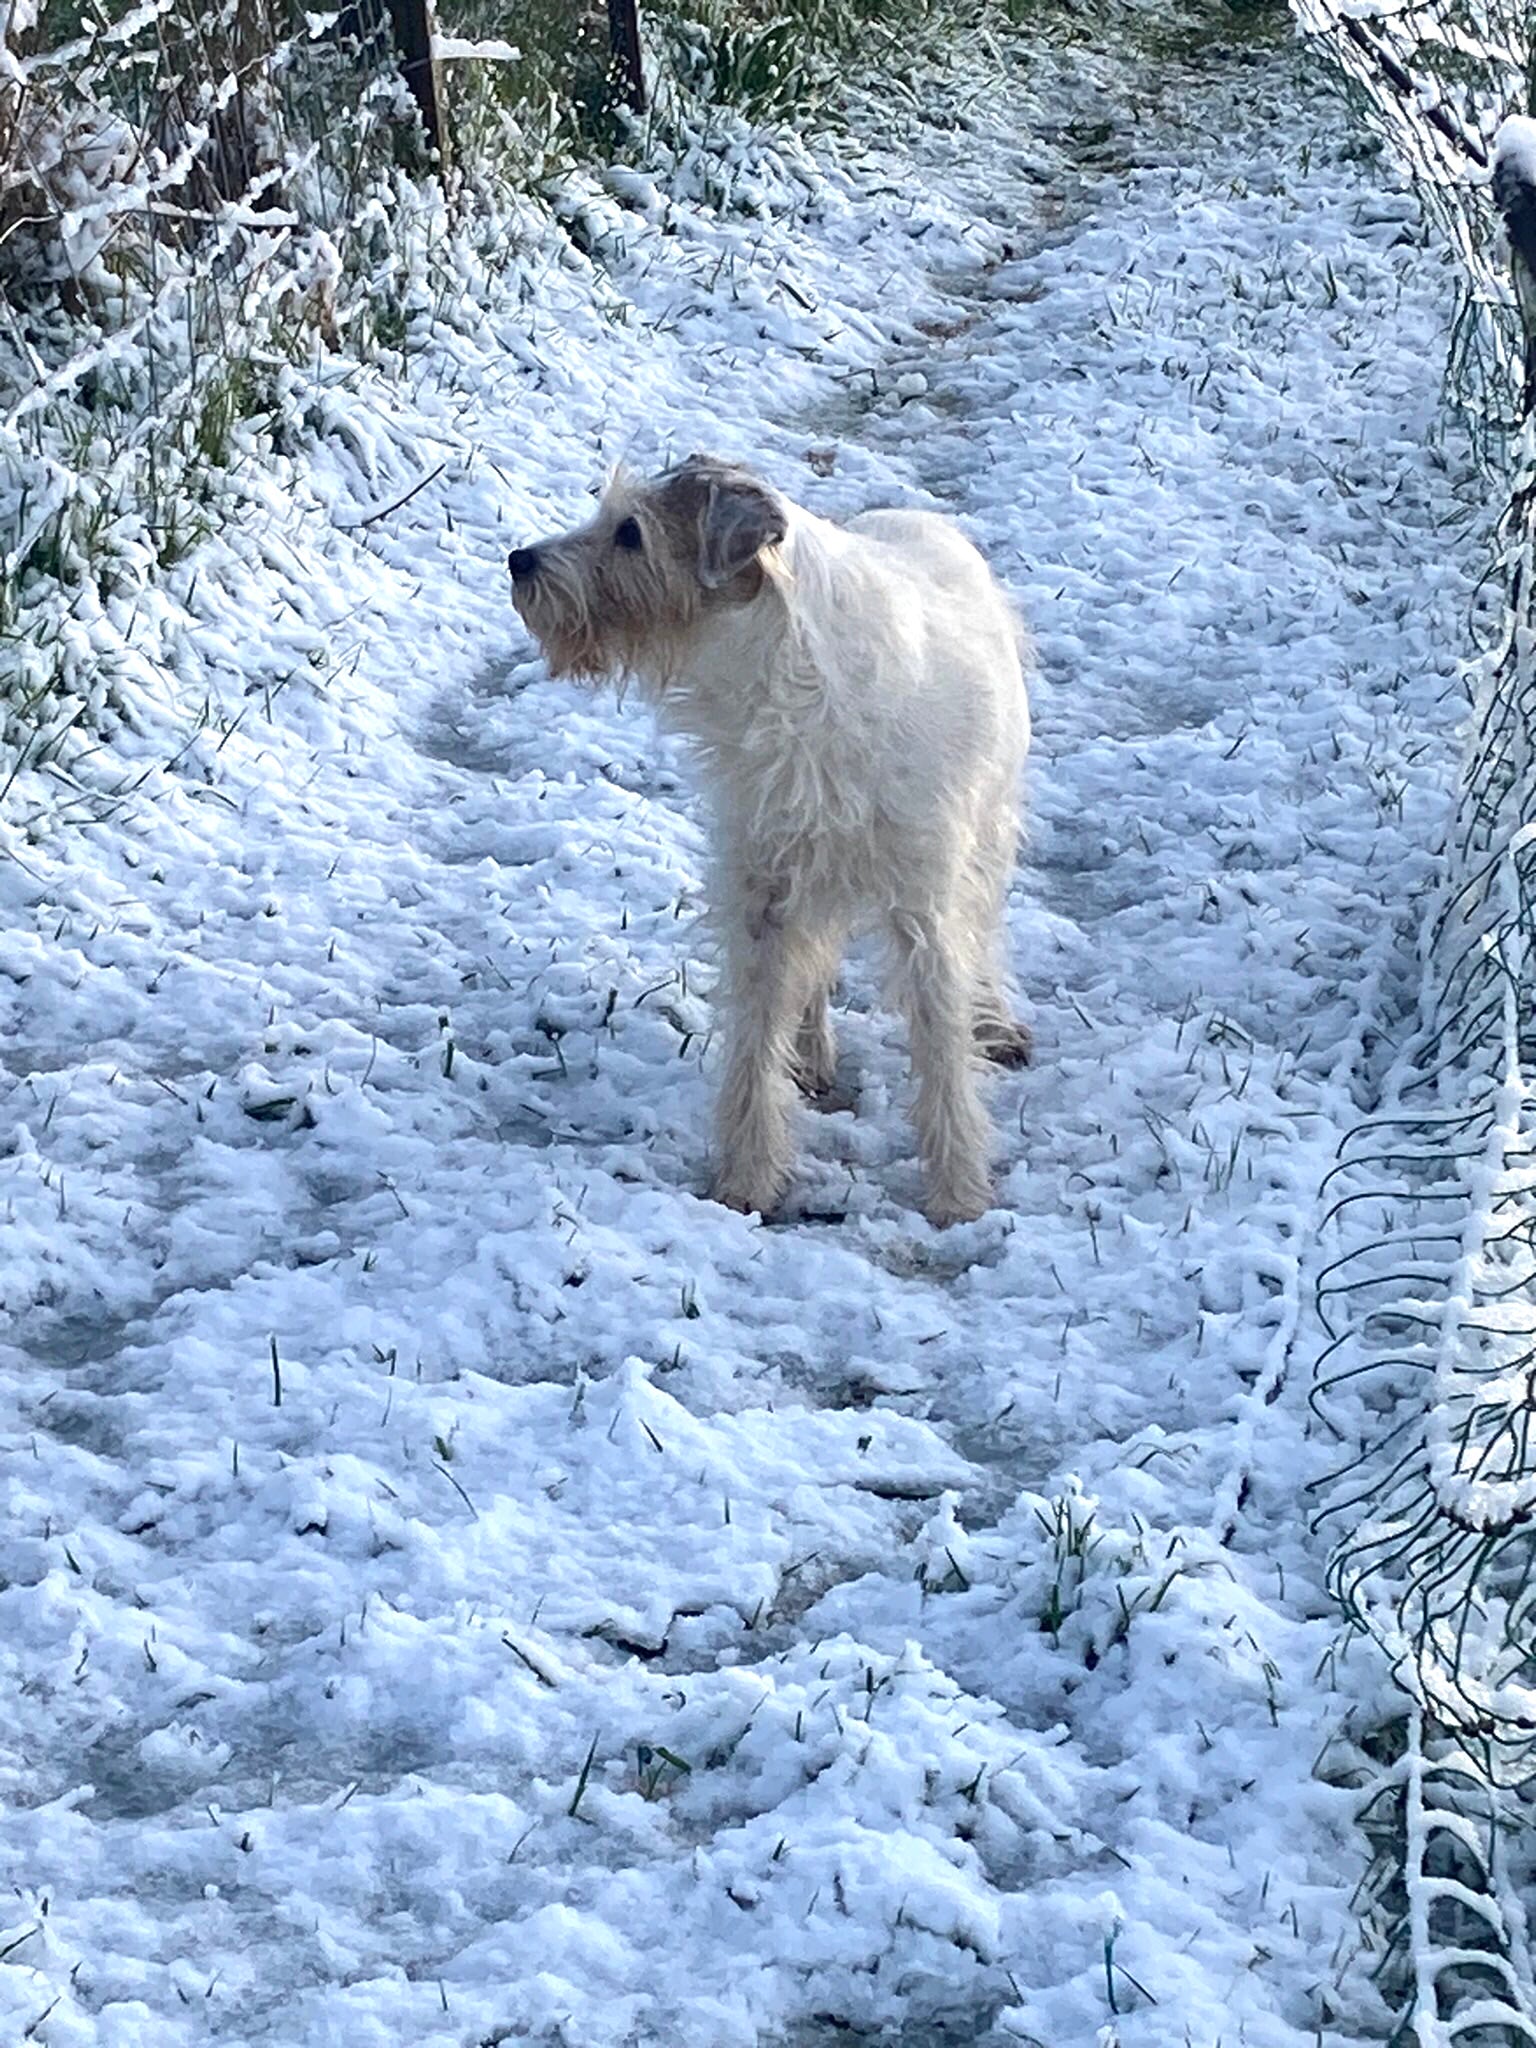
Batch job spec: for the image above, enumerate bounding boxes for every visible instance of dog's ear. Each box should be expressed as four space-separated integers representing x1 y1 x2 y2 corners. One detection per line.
698 477 786 589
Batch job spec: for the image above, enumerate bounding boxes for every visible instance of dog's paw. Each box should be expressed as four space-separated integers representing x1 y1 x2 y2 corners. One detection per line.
710 1168 788 1218
792 1016 838 1099
924 1180 993 1229
975 1016 1033 1068
791 1052 838 1101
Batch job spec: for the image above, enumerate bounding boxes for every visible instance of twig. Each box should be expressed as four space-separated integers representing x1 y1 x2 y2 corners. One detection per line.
344 461 447 530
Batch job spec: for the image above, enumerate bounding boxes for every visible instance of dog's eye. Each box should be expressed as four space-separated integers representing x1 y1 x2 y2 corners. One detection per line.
614 517 643 552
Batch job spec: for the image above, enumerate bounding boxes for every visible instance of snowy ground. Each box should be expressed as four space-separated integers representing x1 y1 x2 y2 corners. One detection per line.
0 13 1487 2046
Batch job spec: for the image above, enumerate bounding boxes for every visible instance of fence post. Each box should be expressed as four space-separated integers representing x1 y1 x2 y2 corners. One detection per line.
607 0 646 114
386 0 451 169
1493 121 1536 418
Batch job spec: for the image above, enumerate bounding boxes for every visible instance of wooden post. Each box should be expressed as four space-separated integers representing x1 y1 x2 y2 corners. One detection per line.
386 0 451 169
1492 121 1536 419
607 0 646 115
335 0 449 166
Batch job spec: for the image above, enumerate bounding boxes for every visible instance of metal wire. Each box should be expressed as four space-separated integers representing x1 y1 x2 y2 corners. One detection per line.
1300 0 1536 2036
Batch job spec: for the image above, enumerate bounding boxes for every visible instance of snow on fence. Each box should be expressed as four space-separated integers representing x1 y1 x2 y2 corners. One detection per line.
1297 0 1536 2037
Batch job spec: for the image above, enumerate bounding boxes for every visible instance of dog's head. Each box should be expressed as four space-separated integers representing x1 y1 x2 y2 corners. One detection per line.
508 453 788 683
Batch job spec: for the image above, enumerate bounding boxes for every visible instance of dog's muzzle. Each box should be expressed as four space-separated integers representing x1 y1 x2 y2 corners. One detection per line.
508 546 542 583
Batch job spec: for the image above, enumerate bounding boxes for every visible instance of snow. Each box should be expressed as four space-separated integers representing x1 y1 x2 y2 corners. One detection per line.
0 19 1485 2048
1494 113 1536 189
434 36 522 63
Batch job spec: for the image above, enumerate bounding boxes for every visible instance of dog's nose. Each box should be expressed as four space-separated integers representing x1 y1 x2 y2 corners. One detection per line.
508 546 541 582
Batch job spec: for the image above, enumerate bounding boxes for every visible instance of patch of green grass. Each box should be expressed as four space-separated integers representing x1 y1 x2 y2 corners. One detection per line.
446 0 623 175
662 3 822 127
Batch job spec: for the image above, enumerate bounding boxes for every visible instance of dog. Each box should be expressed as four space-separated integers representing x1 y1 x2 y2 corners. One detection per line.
508 453 1032 1226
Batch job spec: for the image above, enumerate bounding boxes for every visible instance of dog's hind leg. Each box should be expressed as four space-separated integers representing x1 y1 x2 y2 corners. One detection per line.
790 927 844 1099
888 909 993 1227
964 804 1031 1069
712 896 828 1216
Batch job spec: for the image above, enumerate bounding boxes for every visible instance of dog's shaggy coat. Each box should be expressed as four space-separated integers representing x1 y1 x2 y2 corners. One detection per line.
509 454 1031 1225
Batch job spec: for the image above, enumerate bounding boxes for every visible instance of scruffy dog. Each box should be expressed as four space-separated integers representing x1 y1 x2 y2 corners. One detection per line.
509 454 1031 1226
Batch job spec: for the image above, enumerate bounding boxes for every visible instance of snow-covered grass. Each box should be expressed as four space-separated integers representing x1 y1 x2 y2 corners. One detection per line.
0 7 1496 2046
0 0 982 750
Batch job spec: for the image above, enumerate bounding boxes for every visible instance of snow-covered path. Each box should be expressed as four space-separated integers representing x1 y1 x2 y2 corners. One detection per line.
1 18 1482 2047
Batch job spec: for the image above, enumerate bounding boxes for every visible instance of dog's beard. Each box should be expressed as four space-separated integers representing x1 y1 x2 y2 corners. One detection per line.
534 622 615 682
512 584 615 681
514 583 690 689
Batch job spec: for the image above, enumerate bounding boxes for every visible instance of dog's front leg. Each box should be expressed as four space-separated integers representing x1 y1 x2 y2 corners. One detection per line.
711 885 810 1217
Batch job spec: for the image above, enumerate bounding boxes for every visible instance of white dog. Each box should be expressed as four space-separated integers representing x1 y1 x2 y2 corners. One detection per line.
508 454 1031 1225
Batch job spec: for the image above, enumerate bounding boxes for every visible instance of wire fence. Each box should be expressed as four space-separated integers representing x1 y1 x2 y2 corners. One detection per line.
1296 0 1536 2037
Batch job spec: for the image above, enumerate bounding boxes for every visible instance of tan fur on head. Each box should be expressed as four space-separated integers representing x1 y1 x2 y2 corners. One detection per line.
509 454 788 686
